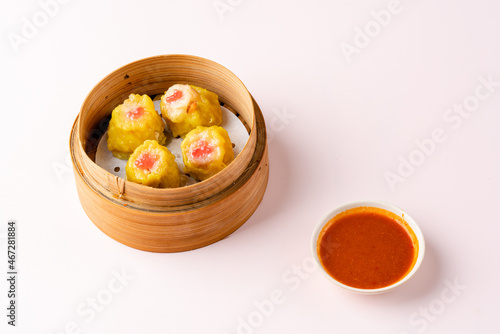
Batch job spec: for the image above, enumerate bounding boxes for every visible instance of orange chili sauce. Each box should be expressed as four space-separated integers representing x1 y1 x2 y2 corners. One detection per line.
317 207 418 289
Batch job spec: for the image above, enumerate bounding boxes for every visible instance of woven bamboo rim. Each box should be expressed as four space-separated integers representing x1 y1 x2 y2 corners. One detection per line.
70 55 269 252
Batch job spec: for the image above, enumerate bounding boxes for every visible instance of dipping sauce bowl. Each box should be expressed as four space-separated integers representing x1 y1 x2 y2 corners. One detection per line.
311 201 425 294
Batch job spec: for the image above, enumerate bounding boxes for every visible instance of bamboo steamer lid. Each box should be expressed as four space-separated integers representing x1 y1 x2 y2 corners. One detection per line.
69 55 269 252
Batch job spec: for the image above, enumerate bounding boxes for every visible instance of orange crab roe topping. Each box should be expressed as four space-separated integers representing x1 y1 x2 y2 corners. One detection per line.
126 106 145 120
165 89 183 103
191 141 214 160
134 152 158 171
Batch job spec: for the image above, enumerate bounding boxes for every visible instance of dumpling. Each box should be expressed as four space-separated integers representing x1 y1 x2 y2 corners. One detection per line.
107 94 166 159
181 126 234 181
160 84 222 138
125 140 180 188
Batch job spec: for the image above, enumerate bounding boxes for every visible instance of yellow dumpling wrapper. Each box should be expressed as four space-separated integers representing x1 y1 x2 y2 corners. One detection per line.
181 126 234 181
107 94 166 159
160 84 222 138
125 140 180 188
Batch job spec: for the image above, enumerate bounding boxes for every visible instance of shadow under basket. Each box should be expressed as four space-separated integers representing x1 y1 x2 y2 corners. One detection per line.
69 55 269 253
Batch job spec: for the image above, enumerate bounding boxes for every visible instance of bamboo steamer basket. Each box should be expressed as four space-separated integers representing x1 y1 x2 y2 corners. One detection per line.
70 55 269 252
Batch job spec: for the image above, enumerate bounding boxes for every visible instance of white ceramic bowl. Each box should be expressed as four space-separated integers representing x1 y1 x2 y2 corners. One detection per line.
311 201 425 294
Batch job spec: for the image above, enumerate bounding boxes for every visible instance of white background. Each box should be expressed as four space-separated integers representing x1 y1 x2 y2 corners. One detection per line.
1 0 499 333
